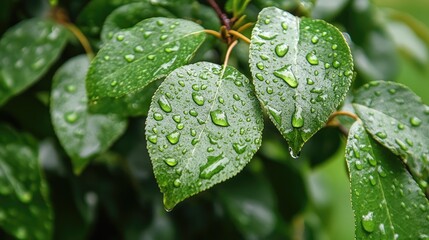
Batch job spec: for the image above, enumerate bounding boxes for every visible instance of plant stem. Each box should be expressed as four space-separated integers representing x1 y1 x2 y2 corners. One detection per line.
223 40 238 67
228 30 250 44
328 110 359 121
64 23 94 59
236 22 254 33
204 29 222 40
207 0 231 30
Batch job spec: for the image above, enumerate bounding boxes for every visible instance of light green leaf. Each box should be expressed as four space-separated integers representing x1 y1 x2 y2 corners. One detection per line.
249 7 353 156
353 81 429 184
86 17 206 116
145 62 263 211
0 125 53 240
100 2 174 42
51 55 127 174
346 121 429 239
0 18 68 106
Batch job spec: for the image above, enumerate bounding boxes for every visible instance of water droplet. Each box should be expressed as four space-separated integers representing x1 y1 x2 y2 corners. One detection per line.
344 70 353 76
256 62 264 70
18 192 32 203
395 139 408 151
266 87 273 94
218 96 224 104
173 179 181 187
264 18 271 24
147 55 155 60
116 34 124 41
258 32 277 40
134 45 144 52
289 147 300 159
367 154 377 166
281 22 288 30
332 44 338 50
369 175 376 185
191 138 199 145
324 63 330 69
165 46 178 53
124 54 135 62
292 105 304 128
306 51 319 65
66 85 76 93
166 131 180 144
405 138 414 147
355 160 363 170
32 58 45 70
104 55 110 61
158 95 172 113
148 135 157 144
64 112 78 124
274 65 298 88
377 166 387 177
255 73 264 81
172 115 181 123
306 78 314 85
200 153 229 179
275 43 289 57
164 158 178 167
333 60 341 68
410 116 422 127
314 70 319 76
311 35 319 44
233 94 240 101
156 20 164 26
376 131 387 139
153 112 163 121
210 110 229 127
361 212 375 232
267 106 282 125
144 31 152 38
233 142 247 154
189 110 198 117
397 123 405 130
192 92 205 106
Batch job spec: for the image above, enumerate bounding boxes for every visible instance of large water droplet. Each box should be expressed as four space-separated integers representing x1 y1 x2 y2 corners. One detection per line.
410 116 422 127
166 131 180 145
148 135 157 144
153 112 163 121
267 106 282 125
275 43 289 57
210 109 230 127
375 132 387 139
233 142 247 154
158 95 172 113
65 112 78 124
306 51 319 65
274 65 298 88
172 115 181 123
164 158 178 167
191 92 205 106
361 212 375 233
200 153 229 179
124 54 135 62
256 62 265 70
292 105 304 128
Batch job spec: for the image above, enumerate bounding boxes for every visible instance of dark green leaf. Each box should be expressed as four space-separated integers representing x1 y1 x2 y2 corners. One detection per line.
0 125 53 240
346 121 429 239
51 55 127 174
0 18 68 106
145 62 263 210
100 2 174 42
86 17 206 116
249 7 353 156
353 81 429 184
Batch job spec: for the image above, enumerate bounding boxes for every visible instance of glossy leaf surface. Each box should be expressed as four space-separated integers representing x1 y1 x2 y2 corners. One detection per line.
0 125 53 239
249 7 353 156
51 55 127 174
353 81 429 183
346 121 429 239
146 62 263 211
0 18 68 106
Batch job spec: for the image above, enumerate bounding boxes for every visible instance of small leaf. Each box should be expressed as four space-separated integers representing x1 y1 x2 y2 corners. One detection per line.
0 125 53 240
51 55 127 174
0 18 68 106
249 7 353 156
86 17 206 116
346 121 429 239
353 81 429 183
100 2 174 42
145 62 263 211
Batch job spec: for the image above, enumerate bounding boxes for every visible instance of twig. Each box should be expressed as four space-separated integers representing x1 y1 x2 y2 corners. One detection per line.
228 30 250 44
223 40 238 67
207 0 231 30
236 22 254 33
204 29 222 40
64 23 94 59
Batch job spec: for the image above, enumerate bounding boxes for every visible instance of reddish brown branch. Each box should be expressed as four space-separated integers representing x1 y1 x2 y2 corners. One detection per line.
207 0 231 30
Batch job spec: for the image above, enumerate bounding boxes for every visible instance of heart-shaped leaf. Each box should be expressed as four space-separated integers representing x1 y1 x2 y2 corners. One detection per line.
346 121 429 239
145 62 263 210
51 55 127 174
86 17 206 116
249 7 353 156
353 81 429 184
0 125 53 240
0 18 68 106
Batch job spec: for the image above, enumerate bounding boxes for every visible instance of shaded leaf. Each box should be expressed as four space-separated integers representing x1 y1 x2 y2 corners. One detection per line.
86 17 206 116
0 18 68 106
145 62 263 210
353 81 429 183
51 55 127 174
346 121 429 239
0 125 53 239
249 7 353 156
100 2 174 42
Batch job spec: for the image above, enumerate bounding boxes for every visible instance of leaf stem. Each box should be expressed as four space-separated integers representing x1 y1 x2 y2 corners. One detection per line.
204 29 222 40
64 23 94 59
236 22 254 33
328 111 359 122
223 40 238 67
228 30 250 44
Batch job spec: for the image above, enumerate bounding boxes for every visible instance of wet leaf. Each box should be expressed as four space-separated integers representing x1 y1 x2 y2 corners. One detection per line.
145 62 263 211
346 121 429 239
86 17 206 116
0 125 53 240
353 81 429 183
0 18 68 106
249 7 353 156
51 55 127 174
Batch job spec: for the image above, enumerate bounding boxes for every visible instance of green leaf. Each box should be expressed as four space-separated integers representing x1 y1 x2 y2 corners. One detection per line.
353 81 429 184
86 17 206 116
249 7 353 156
100 2 174 42
0 125 53 240
51 55 127 174
0 18 68 106
346 121 429 239
145 62 263 211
